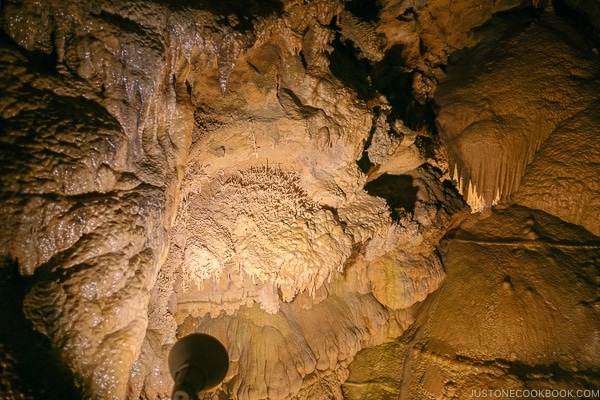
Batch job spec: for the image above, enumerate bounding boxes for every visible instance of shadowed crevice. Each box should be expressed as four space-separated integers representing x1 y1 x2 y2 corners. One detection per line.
0 259 82 400
364 174 418 221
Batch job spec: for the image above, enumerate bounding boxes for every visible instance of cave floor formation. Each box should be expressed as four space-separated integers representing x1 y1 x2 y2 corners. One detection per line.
0 0 599 399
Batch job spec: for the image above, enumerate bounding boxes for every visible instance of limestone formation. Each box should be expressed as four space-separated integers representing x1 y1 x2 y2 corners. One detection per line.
435 8 600 212
344 205 600 399
0 0 598 399
514 101 600 236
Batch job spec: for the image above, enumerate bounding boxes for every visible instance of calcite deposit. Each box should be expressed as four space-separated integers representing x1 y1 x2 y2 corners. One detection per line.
436 7 600 213
345 205 600 399
0 0 598 399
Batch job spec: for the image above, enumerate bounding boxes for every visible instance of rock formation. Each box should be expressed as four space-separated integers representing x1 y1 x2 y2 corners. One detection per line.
0 0 598 399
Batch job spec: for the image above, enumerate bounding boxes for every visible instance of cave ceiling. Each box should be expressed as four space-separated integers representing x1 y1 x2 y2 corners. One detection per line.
0 0 599 399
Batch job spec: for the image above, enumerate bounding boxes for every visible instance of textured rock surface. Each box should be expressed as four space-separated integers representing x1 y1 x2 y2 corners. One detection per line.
0 0 598 399
345 205 600 399
0 0 242 397
0 35 169 398
435 9 600 212
513 101 600 235
0 0 469 397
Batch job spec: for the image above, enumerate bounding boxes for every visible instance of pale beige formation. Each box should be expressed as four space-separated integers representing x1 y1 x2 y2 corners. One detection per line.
0 0 598 399
436 10 600 212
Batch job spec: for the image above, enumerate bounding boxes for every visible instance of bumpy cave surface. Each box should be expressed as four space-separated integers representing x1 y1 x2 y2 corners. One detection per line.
0 1 599 399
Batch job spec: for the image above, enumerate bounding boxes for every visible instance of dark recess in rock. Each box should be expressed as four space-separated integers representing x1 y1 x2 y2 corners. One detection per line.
364 173 418 220
371 44 438 131
356 106 381 174
344 0 380 22
0 260 81 400
553 0 600 47
327 32 375 102
0 29 57 74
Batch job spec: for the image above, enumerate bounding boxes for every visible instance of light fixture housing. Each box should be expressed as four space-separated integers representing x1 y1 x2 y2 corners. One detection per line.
168 333 229 400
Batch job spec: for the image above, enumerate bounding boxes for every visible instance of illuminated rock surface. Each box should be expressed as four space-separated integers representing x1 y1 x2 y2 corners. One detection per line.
0 0 598 399
436 9 600 213
344 205 600 399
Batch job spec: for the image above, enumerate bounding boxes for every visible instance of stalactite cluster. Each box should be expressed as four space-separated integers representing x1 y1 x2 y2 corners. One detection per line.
1 0 599 399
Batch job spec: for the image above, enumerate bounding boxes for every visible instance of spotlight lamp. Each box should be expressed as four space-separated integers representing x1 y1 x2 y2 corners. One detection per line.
168 333 229 400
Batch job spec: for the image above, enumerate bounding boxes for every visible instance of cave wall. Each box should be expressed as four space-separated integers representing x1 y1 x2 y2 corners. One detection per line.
0 0 598 399
345 3 600 398
436 5 600 224
344 205 600 399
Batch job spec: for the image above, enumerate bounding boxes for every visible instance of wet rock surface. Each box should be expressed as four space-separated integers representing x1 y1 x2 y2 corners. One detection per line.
0 0 598 399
